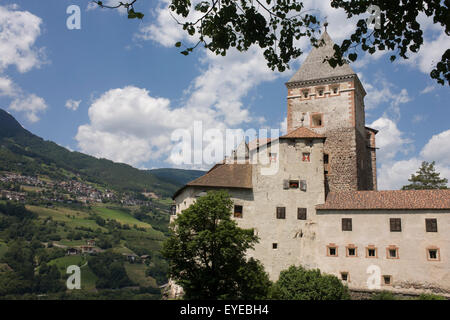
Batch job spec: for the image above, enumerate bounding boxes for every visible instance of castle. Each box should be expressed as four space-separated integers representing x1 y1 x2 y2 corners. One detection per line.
171 32 450 296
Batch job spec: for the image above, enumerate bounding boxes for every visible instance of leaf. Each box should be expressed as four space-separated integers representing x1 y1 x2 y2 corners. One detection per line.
175 42 182 48
180 51 189 56
348 53 357 62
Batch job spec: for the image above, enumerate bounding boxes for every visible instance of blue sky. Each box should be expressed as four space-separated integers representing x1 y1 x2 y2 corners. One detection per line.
0 0 449 190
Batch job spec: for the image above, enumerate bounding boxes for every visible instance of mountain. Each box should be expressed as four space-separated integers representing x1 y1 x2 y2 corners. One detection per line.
0 109 204 197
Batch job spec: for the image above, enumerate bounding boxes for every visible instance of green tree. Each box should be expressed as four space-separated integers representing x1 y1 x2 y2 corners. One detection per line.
162 190 271 299
270 265 350 300
95 0 449 85
402 161 448 190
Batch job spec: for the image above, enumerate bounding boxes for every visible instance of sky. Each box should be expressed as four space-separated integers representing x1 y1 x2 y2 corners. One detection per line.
0 0 449 190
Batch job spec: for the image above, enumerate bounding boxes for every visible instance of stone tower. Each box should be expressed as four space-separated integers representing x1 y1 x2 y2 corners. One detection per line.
285 31 377 192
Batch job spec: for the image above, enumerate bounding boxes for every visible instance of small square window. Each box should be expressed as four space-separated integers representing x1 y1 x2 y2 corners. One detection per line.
327 245 338 257
347 247 356 257
317 88 324 96
387 247 399 259
425 219 437 232
302 153 310 162
342 218 352 231
383 275 392 285
289 180 299 188
276 207 286 219
427 248 440 261
340 272 348 281
366 247 377 258
302 90 309 98
272 243 278 249
297 208 307 220
234 205 243 218
332 87 339 94
390 218 402 232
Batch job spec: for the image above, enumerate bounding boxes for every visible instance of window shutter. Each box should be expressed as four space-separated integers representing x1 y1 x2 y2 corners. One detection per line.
300 180 307 191
342 218 352 231
298 208 307 220
283 180 289 189
426 219 437 232
276 207 286 219
390 218 401 232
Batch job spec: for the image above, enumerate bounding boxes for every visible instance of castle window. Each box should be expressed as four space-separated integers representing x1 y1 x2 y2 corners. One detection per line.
317 87 324 96
289 180 299 189
297 208 307 220
390 218 402 232
170 205 177 216
346 245 357 257
272 243 278 249
425 218 438 232
276 207 286 219
234 205 243 218
342 218 352 231
386 246 399 259
383 275 392 286
331 86 339 94
427 247 440 261
323 154 329 164
327 244 338 257
302 152 310 162
366 246 377 258
311 113 323 127
340 272 349 282
302 90 309 98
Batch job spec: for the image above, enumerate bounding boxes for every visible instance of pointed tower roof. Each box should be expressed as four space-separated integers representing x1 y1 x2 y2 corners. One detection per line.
286 31 356 86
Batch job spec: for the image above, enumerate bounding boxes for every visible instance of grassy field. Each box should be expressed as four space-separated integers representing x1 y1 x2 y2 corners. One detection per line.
124 262 157 288
48 256 97 291
93 206 151 229
27 205 105 231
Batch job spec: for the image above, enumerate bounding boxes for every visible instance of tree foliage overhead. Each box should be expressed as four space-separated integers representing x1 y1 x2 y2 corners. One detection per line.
162 190 271 299
402 161 448 190
95 0 449 85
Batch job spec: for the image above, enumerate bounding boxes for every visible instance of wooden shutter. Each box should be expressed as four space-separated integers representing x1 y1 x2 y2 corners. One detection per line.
342 218 352 231
276 207 286 219
390 218 401 232
283 180 289 189
300 180 307 191
297 208 307 220
425 218 437 232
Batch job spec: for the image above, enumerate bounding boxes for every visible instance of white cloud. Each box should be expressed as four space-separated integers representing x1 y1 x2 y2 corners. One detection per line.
420 85 436 95
0 76 17 97
369 117 413 163
9 94 48 123
374 125 450 190
420 130 450 166
65 99 81 111
0 5 45 73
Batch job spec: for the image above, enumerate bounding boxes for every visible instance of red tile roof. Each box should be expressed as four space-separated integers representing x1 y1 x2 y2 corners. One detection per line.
173 163 252 198
280 127 325 139
316 190 450 210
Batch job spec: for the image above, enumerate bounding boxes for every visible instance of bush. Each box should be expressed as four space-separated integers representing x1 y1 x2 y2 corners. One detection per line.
371 291 397 300
417 293 447 300
271 265 350 300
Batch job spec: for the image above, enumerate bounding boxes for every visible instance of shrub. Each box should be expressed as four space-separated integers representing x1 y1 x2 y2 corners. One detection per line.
371 291 397 300
417 293 447 300
271 265 350 300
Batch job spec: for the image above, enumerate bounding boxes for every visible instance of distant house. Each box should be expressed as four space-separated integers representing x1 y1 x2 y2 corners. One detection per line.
80 245 94 254
86 239 96 246
67 247 80 255
122 253 138 262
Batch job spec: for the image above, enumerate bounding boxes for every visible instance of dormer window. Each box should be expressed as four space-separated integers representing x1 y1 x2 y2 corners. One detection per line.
302 90 309 98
